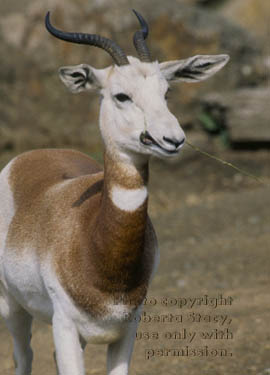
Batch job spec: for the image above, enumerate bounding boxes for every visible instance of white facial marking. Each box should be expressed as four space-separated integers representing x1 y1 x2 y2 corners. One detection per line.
111 185 148 212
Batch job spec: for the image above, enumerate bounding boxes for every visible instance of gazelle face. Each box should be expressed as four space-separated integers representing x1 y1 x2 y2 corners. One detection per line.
99 57 185 159
59 53 229 160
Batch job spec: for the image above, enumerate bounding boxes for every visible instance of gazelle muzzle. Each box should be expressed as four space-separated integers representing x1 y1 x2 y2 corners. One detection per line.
140 131 185 155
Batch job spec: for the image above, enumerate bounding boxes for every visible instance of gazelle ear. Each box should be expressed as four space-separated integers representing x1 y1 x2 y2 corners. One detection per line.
59 64 106 93
160 54 230 83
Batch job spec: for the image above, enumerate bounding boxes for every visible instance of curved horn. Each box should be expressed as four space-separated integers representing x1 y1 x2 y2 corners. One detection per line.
45 12 129 66
132 9 151 62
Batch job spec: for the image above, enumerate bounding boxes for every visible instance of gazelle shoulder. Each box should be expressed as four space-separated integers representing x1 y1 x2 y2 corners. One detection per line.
7 148 102 201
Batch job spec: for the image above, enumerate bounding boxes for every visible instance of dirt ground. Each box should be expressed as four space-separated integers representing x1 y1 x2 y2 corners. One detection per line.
0 141 269 375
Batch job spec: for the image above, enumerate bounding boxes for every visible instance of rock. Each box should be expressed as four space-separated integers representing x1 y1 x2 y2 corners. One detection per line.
222 0 270 41
0 13 27 47
200 87 270 142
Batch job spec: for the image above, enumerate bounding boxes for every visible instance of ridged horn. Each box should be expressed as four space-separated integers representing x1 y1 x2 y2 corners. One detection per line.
132 9 151 62
45 12 129 66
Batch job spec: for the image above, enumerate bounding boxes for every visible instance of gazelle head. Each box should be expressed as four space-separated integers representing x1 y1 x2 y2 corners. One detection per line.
46 10 229 161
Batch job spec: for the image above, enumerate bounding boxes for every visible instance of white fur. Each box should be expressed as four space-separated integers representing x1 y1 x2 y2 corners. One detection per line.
106 302 131 320
1 245 145 374
0 160 36 375
0 160 16 260
0 160 16 317
3 250 53 322
45 264 139 375
111 185 148 212
46 259 145 375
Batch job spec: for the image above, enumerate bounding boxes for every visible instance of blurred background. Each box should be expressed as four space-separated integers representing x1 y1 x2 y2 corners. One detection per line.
0 0 269 374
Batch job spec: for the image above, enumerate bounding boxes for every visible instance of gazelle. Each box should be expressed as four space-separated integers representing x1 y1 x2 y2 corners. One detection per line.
0 9 229 375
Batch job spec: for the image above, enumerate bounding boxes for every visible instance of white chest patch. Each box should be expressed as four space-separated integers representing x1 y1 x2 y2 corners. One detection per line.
111 185 148 212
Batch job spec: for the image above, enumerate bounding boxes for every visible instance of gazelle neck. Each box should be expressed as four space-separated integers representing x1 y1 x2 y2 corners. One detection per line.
90 149 150 293
104 149 149 200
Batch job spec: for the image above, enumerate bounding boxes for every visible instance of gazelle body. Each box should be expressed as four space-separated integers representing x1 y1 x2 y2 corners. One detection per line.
0 10 229 375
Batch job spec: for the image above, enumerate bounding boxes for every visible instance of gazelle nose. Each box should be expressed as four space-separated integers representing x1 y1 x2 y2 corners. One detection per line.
163 136 185 149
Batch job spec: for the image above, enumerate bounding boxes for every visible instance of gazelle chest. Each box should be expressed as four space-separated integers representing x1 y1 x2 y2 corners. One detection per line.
110 185 148 212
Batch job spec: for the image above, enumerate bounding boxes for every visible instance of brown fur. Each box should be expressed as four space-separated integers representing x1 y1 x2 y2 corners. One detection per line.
7 148 156 317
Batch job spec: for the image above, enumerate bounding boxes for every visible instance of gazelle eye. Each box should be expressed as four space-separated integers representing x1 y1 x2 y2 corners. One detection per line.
115 93 131 102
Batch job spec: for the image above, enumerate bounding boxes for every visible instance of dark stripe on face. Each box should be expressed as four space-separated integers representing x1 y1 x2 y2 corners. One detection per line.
72 179 103 207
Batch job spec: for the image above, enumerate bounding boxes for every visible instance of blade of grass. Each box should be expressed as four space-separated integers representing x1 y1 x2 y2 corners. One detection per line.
186 140 268 185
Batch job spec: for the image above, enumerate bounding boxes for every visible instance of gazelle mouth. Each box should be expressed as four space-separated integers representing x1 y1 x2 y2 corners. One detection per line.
140 131 184 155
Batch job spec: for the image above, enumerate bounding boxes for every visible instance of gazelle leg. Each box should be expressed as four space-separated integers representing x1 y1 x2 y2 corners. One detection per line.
52 311 85 375
53 334 87 375
107 318 139 375
5 306 33 375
